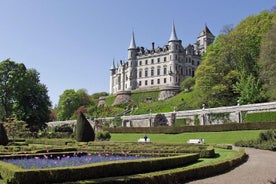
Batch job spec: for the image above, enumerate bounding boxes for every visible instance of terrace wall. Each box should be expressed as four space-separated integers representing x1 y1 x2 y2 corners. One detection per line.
121 102 276 127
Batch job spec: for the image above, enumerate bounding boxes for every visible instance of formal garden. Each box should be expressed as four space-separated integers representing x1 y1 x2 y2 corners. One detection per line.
1 110 276 184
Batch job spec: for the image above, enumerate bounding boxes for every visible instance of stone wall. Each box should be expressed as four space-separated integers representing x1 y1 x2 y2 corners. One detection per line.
121 101 276 127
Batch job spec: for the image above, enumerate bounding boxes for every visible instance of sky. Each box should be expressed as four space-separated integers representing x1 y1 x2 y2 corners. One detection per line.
0 0 275 106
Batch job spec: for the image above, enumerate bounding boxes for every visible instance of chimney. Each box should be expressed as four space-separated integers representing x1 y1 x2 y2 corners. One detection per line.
152 42 155 50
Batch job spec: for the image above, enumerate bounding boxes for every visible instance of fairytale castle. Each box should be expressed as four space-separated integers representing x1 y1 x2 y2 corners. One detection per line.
109 23 214 97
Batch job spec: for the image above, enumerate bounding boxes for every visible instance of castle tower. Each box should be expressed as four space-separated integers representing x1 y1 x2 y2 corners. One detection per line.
168 22 181 86
109 59 116 94
126 32 138 90
195 24 215 55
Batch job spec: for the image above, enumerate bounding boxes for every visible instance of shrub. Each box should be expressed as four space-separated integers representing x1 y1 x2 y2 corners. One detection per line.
75 112 95 142
0 123 9 146
96 131 111 141
153 114 168 126
54 124 73 133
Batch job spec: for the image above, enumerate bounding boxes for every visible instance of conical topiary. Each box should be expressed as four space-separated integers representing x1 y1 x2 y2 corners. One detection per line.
0 123 9 146
75 112 95 142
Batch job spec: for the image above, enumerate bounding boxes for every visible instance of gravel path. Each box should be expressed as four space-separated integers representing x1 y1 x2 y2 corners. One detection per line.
188 148 276 184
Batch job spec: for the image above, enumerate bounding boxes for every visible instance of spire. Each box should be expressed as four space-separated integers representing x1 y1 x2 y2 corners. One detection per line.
169 21 178 41
110 58 116 70
128 32 136 49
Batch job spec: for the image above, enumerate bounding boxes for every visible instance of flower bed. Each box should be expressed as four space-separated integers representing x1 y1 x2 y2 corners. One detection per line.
1 153 152 169
0 153 199 183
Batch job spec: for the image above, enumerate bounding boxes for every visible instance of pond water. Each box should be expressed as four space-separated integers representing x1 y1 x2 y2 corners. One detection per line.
2 153 152 169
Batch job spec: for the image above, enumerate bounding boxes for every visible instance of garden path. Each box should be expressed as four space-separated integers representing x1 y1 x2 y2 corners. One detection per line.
188 147 276 184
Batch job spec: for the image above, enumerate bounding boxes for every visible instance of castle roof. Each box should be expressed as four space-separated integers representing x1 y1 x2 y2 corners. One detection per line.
169 22 178 41
199 24 214 37
128 32 136 49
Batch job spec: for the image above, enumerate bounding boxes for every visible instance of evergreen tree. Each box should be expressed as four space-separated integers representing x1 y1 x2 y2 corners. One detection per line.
0 123 9 146
75 112 95 142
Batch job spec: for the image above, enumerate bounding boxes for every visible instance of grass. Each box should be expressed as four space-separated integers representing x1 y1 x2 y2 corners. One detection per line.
244 111 276 122
110 130 263 144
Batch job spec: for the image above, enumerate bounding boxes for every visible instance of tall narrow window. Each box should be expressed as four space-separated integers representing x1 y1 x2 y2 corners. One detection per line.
151 67 154 76
163 67 167 75
157 67 160 75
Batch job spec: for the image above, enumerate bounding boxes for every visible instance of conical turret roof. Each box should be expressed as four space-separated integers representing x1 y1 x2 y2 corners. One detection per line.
128 32 136 49
169 22 178 41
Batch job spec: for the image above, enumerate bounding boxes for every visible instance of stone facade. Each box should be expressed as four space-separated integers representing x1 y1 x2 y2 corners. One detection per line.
109 23 215 96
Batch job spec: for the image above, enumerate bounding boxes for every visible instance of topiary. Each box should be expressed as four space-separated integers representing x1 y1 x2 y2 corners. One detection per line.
75 112 95 142
0 123 9 146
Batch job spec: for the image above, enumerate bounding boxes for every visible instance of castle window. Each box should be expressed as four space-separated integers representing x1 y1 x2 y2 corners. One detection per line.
145 60 148 65
151 59 154 64
197 61 200 66
157 78 160 84
145 80 148 86
157 68 160 75
151 67 154 76
164 57 166 62
139 61 142 65
151 80 154 85
192 60 194 65
139 81 141 86
163 67 167 75
145 69 148 77
139 70 142 78
157 58 160 63
164 78 167 83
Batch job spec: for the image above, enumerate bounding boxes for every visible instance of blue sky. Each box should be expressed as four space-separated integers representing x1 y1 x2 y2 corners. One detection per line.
0 0 275 106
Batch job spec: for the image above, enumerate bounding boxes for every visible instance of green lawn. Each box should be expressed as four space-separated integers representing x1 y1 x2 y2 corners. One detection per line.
110 130 263 144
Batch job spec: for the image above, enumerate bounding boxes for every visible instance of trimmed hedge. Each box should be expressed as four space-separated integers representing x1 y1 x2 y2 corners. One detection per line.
0 153 199 183
105 122 276 134
88 149 247 184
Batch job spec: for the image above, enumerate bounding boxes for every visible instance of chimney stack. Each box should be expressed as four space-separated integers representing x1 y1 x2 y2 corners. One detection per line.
152 42 155 50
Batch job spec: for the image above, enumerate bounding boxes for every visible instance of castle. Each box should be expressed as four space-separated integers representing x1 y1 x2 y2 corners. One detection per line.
109 23 214 99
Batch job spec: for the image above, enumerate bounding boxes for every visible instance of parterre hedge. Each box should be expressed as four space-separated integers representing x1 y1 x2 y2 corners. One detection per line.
72 149 247 183
106 122 276 134
0 153 199 184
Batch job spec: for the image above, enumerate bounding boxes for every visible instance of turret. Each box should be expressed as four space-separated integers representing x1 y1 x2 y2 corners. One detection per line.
109 59 116 94
126 32 138 90
168 22 181 86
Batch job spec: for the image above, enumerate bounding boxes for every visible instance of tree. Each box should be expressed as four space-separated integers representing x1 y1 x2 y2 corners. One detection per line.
57 89 91 120
0 59 26 120
0 59 51 131
0 123 9 146
180 77 195 92
75 112 95 142
234 71 266 104
258 21 276 101
192 11 275 108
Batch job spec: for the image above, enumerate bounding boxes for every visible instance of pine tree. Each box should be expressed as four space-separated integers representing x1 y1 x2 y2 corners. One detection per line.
0 123 9 146
75 112 95 142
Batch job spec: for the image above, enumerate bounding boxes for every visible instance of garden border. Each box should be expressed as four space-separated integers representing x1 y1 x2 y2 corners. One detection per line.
0 153 199 183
